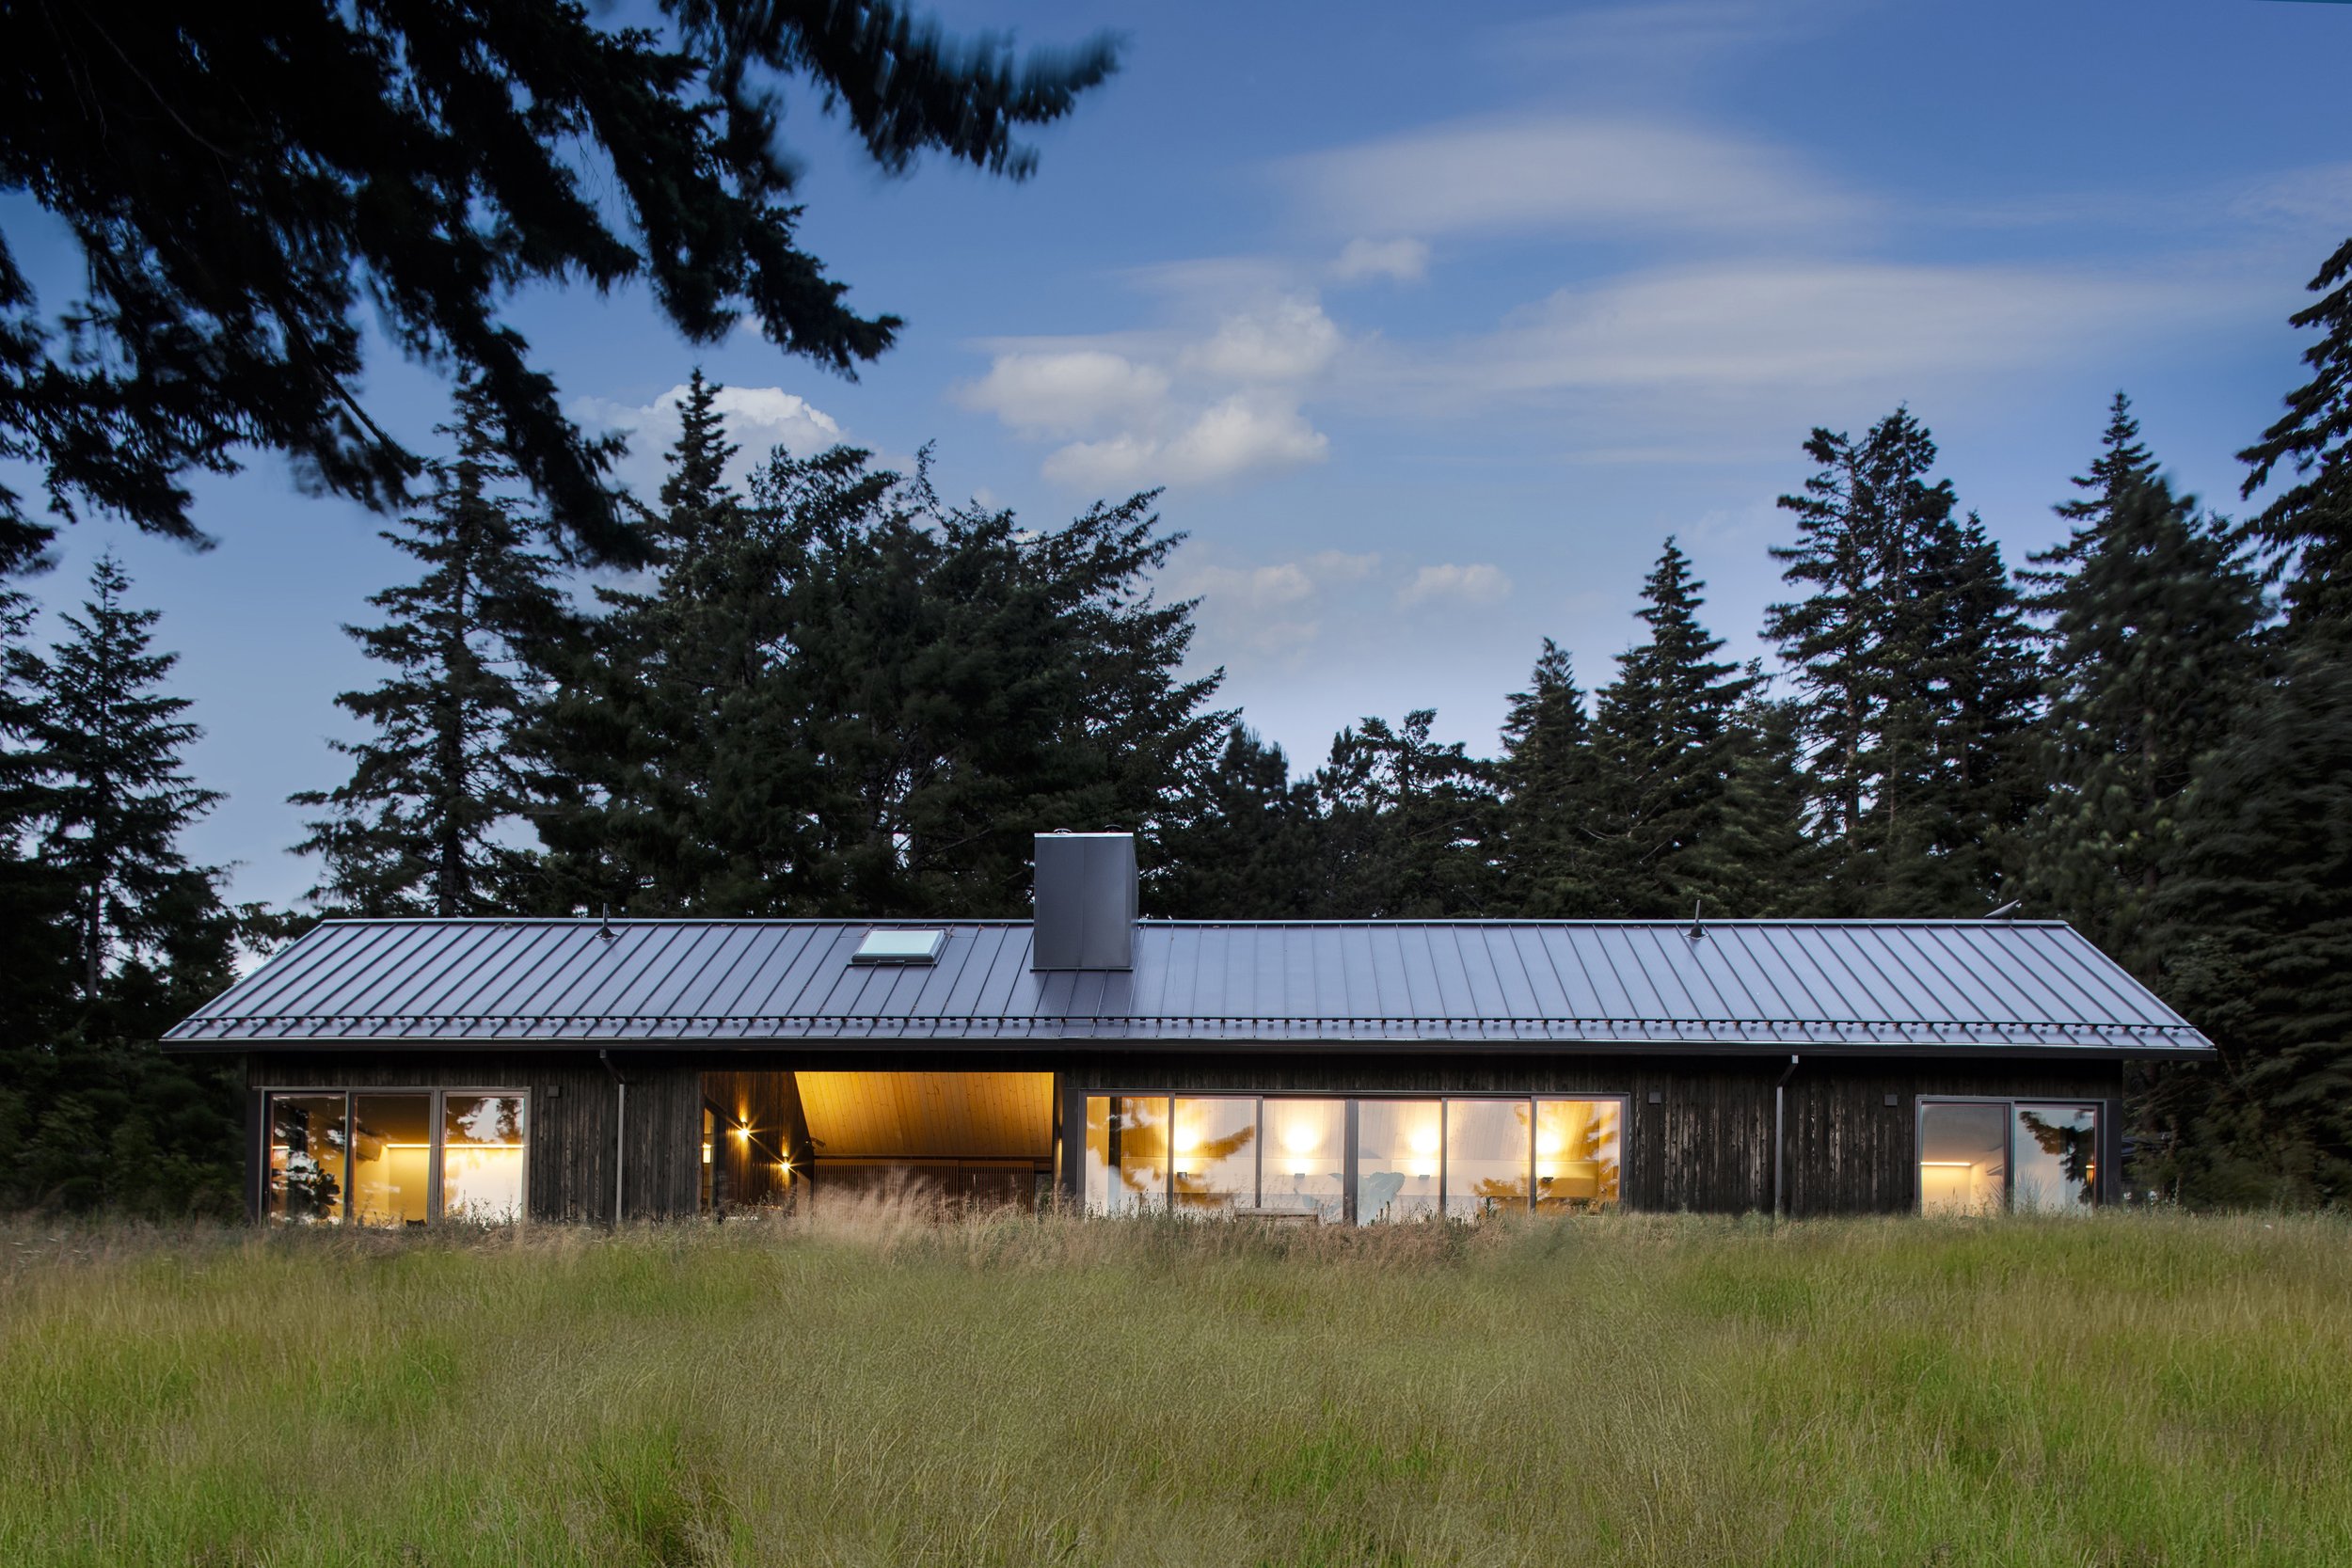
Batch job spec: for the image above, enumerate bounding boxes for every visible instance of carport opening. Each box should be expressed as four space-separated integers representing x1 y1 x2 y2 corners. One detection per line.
795 1070 1056 1210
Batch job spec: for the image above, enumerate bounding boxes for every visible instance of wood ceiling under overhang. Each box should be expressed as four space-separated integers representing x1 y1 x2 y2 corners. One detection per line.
795 1071 1054 1161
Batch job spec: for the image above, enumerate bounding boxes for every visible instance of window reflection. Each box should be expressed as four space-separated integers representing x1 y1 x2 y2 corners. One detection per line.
1535 1100 1620 1211
1172 1097 1256 1212
268 1094 346 1224
441 1094 528 1223
1096 1095 1168 1213
1357 1100 1441 1222
2013 1104 2098 1212
1445 1100 1531 1219
1262 1100 1344 1219
1919 1102 2009 1214
350 1093 432 1227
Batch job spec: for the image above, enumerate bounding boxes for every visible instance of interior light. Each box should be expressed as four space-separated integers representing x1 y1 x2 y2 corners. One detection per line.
1537 1130 1564 1158
1408 1127 1439 1158
1410 1161 1435 1179
1282 1121 1321 1156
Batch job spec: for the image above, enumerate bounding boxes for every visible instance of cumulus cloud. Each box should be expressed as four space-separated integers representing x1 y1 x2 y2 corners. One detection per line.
1042 392 1328 489
952 350 1171 438
575 383 844 493
1398 562 1513 609
1182 295 1344 383
1285 115 1859 242
1330 237 1431 284
966 295 1350 490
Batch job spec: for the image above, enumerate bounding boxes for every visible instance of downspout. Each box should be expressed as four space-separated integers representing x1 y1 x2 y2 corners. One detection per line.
599 1049 627 1225
1772 1053 1801 1220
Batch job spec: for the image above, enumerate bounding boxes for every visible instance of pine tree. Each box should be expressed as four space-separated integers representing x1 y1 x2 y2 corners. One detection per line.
1313 711 1499 917
1766 408 2041 913
1587 540 1756 916
20 554 222 997
3 1 1118 563
1157 727 1324 918
2024 392 2162 600
2240 237 2352 632
2148 641 2352 1204
292 381 576 915
2024 476 2267 956
1497 639 1604 916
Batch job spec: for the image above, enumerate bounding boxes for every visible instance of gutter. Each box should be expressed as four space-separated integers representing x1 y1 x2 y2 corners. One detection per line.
1772 1053 1801 1220
599 1049 627 1225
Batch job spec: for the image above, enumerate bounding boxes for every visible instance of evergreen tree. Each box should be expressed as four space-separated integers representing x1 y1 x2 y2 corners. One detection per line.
2023 476 2268 956
1157 727 1324 918
1585 540 1756 917
292 382 576 915
19 554 223 997
1313 711 1499 917
1766 408 2040 913
539 410 1229 916
2147 642 2352 1204
2 1 1119 564
1497 639 1605 916
2240 237 2352 631
2022 392 2162 604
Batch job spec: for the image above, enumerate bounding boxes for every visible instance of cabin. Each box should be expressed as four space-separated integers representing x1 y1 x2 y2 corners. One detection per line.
166 832 2213 1225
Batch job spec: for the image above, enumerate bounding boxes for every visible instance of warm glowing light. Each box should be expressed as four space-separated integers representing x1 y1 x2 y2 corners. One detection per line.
731 1124 750 1140
1410 1161 1435 1179
1174 1126 1200 1157
1407 1126 1439 1158
1918 1161 1977 1168
1281 1122 1321 1156
1537 1129 1565 1158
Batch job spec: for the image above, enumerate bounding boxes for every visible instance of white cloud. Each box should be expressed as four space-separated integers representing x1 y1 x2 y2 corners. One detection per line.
1285 115 1860 242
1181 295 1344 383
1042 392 1328 490
953 350 1171 438
1376 259 2250 411
1399 563 1513 609
1331 237 1431 284
575 383 844 494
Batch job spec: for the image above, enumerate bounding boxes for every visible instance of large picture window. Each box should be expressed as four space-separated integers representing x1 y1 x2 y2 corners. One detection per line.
1082 1094 1624 1222
1918 1099 2100 1214
263 1088 528 1225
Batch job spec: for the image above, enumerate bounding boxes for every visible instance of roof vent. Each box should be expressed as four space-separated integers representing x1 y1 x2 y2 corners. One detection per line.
1032 832 1136 971
851 928 946 966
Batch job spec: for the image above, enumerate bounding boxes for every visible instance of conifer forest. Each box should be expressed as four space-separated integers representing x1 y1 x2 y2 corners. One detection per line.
7 239 2352 1215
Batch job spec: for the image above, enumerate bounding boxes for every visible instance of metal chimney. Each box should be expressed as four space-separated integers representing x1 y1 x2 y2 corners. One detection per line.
1031 832 1136 971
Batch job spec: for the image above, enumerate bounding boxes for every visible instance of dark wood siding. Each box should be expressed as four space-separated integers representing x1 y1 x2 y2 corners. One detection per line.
247 1052 702 1222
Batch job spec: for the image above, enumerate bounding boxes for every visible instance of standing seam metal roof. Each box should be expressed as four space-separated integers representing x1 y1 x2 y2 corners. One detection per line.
163 917 2213 1053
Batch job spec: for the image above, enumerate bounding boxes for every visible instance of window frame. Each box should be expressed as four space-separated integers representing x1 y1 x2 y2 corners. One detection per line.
1914 1094 2107 1214
1085 1090 1629 1222
260 1085 532 1226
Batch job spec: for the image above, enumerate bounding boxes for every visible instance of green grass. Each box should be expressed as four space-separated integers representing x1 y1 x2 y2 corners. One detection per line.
2 1207 2346 1566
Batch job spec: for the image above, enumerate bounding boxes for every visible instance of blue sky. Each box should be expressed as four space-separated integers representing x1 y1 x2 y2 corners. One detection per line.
10 0 2352 909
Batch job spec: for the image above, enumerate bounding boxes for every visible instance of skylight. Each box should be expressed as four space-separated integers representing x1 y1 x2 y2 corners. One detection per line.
851 928 946 965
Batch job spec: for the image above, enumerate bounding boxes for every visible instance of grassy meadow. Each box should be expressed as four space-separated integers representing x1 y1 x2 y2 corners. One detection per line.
0 1207 2345 1567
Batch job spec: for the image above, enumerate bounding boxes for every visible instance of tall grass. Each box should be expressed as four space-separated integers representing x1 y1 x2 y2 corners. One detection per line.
1 1205 2344 1566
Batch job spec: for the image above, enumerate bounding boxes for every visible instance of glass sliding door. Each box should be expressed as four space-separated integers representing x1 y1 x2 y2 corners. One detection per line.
442 1094 529 1223
1172 1097 1257 1212
1262 1100 1345 1219
1445 1100 1531 1219
1534 1099 1621 1211
1917 1099 2100 1213
1357 1100 1442 1223
349 1093 432 1227
267 1094 347 1223
2011 1104 2098 1213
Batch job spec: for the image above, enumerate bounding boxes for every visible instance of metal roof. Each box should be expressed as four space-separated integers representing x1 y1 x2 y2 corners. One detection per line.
166 917 2212 1056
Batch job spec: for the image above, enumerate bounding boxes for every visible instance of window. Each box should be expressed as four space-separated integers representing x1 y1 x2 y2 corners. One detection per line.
263 1088 529 1226
1918 1099 2099 1214
1357 1099 1441 1223
1082 1094 1627 1222
850 928 946 964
